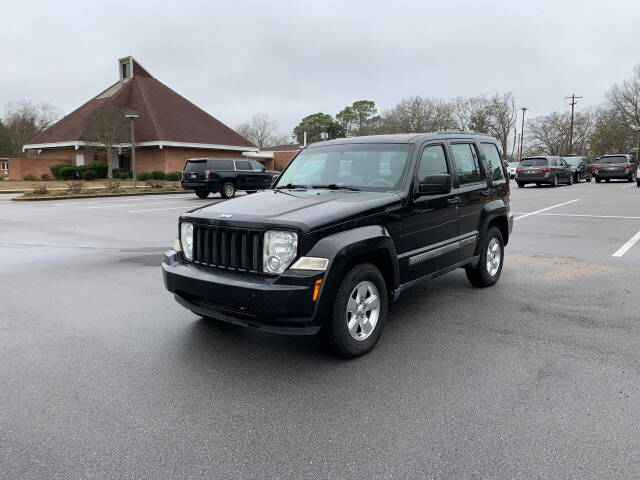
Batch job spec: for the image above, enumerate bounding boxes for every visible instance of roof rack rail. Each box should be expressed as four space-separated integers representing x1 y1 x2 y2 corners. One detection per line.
433 130 492 136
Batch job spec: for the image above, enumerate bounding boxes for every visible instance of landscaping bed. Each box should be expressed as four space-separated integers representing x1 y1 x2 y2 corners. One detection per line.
12 180 190 201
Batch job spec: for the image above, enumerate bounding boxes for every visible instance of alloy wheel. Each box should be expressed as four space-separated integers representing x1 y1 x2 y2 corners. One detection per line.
346 281 380 341
486 238 501 277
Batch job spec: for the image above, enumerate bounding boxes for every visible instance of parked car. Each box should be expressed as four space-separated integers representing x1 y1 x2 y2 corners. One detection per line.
507 162 519 179
163 132 514 357
181 158 279 198
592 154 638 183
515 156 573 187
562 155 592 183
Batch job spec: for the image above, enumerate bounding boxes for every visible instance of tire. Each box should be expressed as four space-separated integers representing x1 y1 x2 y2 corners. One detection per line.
605 178 610 183
595 178 601 183
551 175 558 187
325 263 388 358
195 190 209 199
637 179 640 187
628 174 634 183
465 226 504 288
574 173 580 183
516 181 525 188
568 175 574 185
221 181 236 198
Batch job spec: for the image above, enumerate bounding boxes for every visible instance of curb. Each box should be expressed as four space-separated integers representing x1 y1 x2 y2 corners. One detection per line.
12 190 194 201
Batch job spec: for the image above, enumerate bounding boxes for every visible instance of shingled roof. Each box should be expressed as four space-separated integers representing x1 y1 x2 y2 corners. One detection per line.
25 57 256 151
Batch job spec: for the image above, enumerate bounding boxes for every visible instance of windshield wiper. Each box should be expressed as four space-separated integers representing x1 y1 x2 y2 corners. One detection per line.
275 183 309 190
311 184 361 191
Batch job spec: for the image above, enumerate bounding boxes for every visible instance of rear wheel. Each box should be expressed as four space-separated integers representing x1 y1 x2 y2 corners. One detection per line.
221 181 236 198
325 263 388 358
516 181 525 188
551 175 558 187
568 175 574 185
465 226 504 288
595 178 601 183
605 178 611 183
195 190 209 199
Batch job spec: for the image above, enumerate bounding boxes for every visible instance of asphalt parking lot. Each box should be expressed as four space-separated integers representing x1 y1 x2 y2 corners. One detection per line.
1 181 639 479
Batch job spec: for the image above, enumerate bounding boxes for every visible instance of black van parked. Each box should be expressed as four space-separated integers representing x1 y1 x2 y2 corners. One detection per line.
515 156 573 187
164 132 513 357
181 158 279 198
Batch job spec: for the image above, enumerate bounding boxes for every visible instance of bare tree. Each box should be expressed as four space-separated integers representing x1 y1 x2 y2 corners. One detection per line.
3 100 61 155
380 96 454 133
525 110 593 156
451 96 489 132
485 93 517 157
236 113 289 149
589 106 635 156
607 65 640 128
84 104 129 179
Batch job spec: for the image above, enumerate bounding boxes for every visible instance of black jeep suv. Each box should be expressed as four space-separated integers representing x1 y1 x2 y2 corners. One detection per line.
181 158 279 198
163 133 514 357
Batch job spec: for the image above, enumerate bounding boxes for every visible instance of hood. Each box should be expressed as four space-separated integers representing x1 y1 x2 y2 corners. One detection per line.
183 189 401 233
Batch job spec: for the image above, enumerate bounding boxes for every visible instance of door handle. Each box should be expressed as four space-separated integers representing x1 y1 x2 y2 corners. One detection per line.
480 190 492 196
447 197 461 205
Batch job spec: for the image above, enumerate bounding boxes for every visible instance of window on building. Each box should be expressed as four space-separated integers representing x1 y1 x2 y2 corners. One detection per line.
0 161 8 171
480 143 505 182
121 62 130 79
451 143 484 185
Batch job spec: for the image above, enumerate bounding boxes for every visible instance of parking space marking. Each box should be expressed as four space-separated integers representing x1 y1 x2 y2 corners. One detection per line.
514 199 580 221
512 212 640 220
128 206 207 213
612 229 640 257
88 201 190 209
620 184 637 189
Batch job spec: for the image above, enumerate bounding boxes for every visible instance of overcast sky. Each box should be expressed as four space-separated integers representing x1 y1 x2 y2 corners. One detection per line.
2 0 639 138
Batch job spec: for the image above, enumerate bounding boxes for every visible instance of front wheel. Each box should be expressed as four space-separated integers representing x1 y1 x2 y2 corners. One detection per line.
465 226 504 287
568 175 574 185
325 263 388 358
221 181 236 198
195 190 209 199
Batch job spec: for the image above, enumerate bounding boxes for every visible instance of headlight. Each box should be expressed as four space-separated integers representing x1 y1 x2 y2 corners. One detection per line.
180 222 194 261
263 230 298 274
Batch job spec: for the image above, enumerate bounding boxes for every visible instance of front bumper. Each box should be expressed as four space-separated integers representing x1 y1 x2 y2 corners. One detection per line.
162 250 325 334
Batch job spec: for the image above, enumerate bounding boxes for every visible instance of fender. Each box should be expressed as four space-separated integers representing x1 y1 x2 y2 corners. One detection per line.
304 225 399 323
474 198 509 255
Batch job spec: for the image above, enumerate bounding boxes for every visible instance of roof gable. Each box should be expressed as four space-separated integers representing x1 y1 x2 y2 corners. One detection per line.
26 58 255 150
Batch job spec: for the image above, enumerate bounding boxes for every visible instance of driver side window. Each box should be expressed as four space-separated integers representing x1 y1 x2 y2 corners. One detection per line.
418 144 448 183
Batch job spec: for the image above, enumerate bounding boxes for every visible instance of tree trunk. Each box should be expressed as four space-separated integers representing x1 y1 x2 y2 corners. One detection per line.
106 145 113 179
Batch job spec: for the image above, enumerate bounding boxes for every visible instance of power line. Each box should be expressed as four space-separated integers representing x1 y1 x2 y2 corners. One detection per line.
565 94 582 154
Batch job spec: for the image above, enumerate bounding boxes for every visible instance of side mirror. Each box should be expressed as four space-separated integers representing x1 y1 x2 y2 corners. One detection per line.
262 167 267 172
418 174 451 195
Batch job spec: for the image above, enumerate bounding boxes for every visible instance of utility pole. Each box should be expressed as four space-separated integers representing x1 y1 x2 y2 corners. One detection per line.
519 107 528 161
565 94 582 154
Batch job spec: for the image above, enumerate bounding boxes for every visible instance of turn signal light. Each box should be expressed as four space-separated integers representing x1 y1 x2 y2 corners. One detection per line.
621 164 630 169
593 165 603 170
539 168 551 173
516 168 523 173
313 279 322 301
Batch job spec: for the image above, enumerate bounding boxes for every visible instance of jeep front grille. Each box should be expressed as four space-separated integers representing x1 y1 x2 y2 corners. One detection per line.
191 225 262 273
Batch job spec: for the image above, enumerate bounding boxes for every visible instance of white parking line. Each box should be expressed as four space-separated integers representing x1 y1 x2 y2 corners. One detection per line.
128 206 199 213
89 201 189 209
514 199 580 221
512 212 640 220
612 230 640 257
620 184 636 189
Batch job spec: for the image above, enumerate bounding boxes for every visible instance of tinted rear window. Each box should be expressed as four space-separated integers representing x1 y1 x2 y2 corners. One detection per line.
520 158 548 167
183 160 207 172
599 156 627 164
208 159 235 170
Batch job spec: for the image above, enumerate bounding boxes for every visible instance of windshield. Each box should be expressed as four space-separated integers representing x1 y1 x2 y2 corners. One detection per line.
520 158 548 167
599 156 627 164
275 143 410 191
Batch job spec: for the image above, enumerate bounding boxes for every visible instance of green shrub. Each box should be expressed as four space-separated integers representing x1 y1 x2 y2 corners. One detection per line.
165 171 182 181
112 168 126 179
126 170 133 179
59 166 79 180
78 161 107 179
151 170 166 180
23 174 37 181
81 170 97 181
137 172 152 181
0 176 4 181
146 179 164 189
33 184 49 195
50 163 70 179
41 173 51 181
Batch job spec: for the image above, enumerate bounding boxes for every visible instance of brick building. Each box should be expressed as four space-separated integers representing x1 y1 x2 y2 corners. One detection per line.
21 56 257 176
261 143 302 170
